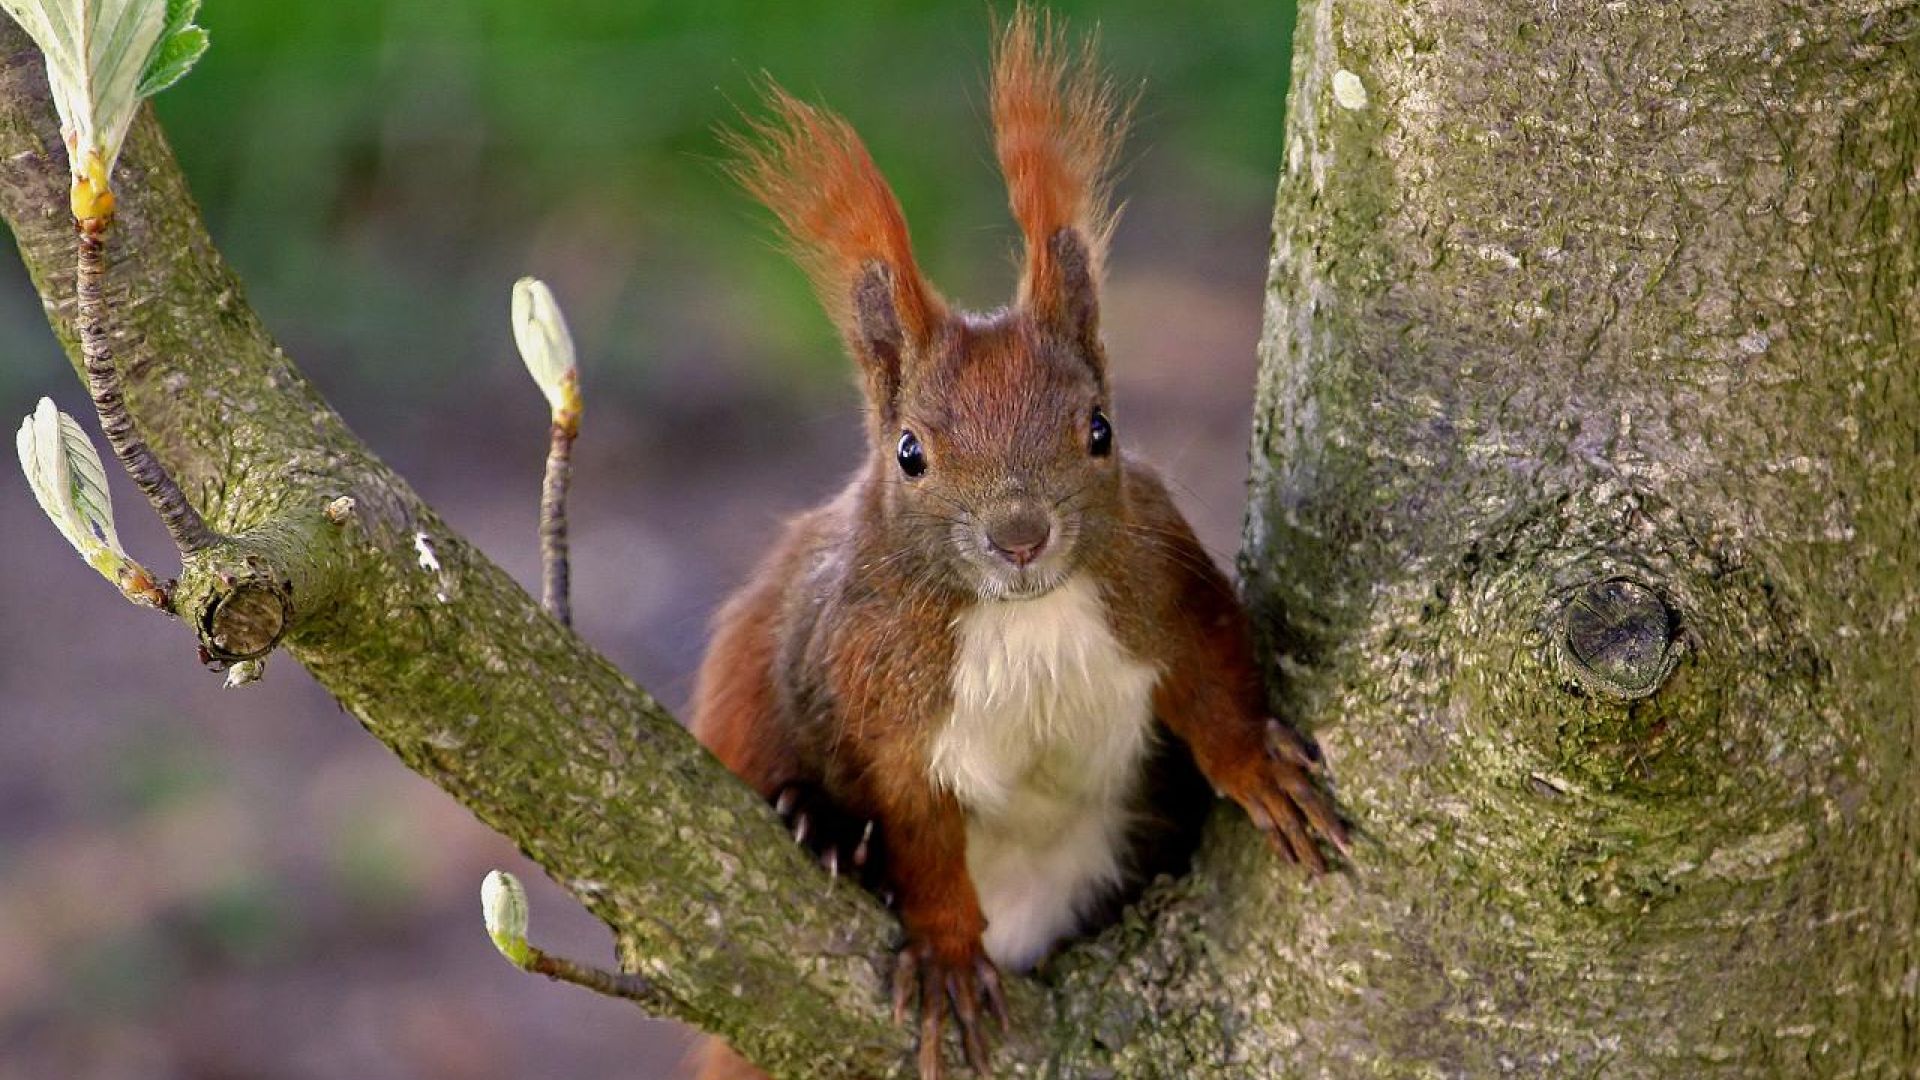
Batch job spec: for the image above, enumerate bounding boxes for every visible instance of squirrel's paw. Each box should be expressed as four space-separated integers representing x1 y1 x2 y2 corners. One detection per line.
772 782 886 888
892 938 1007 1079
1223 720 1351 874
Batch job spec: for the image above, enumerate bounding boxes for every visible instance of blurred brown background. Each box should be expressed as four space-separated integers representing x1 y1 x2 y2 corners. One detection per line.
0 2 1292 1077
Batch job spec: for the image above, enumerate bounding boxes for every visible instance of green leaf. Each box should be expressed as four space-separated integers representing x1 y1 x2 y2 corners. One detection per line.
136 0 204 98
136 23 204 97
159 0 195 37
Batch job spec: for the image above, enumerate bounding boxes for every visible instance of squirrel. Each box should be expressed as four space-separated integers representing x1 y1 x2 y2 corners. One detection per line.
691 9 1348 1079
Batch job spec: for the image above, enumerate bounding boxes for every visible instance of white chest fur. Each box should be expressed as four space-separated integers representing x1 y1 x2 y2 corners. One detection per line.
928 576 1160 971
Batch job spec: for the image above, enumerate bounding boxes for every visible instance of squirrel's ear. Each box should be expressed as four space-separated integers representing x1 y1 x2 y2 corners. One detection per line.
851 262 908 407
727 84 944 418
992 6 1127 363
1040 226 1100 353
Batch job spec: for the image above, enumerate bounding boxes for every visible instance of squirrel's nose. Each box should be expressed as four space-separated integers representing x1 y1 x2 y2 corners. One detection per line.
985 510 1051 568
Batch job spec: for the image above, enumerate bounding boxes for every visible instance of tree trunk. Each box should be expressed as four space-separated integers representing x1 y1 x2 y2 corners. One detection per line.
3 1 1915 1077
1232 0 1919 1073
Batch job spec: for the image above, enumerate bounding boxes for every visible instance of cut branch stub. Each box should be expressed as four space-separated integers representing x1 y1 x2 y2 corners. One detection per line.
1558 577 1680 700
172 508 345 666
201 567 288 662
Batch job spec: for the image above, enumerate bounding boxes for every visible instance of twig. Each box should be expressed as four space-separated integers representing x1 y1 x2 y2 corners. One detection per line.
76 222 216 554
482 869 667 1011
511 278 581 627
540 409 576 626
527 945 663 1008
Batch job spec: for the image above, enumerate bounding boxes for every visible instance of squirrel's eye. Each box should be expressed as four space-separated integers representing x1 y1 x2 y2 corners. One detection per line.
1089 408 1113 457
897 430 928 478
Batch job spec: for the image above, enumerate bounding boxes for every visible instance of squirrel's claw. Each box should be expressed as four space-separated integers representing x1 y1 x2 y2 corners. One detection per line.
894 941 1001 1078
771 782 890 888
853 819 875 869
976 956 1009 1032
1264 717 1323 771
947 969 989 1073
1228 721 1351 873
1249 792 1327 873
892 947 918 1025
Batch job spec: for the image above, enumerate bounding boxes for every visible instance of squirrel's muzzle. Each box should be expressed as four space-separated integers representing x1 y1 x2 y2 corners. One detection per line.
984 506 1052 568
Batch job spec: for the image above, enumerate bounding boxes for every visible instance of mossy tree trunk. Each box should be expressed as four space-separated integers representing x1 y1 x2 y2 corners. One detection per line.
3 2 1915 1077
1229 0 1918 1073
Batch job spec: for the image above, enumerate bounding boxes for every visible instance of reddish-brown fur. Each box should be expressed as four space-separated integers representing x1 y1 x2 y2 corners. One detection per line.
725 85 946 420
991 8 1126 320
691 8 1345 1079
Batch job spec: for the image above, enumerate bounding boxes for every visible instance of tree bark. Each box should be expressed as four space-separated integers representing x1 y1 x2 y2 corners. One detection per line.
3 2 1916 1077
1236 0 1920 1074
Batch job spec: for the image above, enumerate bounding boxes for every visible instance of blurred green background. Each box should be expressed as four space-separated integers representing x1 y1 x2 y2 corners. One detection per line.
0 2 1294 1077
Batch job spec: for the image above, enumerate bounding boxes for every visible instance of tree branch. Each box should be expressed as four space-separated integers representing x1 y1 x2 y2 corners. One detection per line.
539 415 576 626
4 8 1355 1070
0 23 931 1077
30 3 1900 1072
2 15 1293 1071
77 221 216 555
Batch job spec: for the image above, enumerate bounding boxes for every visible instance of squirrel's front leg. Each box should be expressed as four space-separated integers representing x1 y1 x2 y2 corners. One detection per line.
1150 570 1351 871
859 772 1005 1078
1158 668 1349 871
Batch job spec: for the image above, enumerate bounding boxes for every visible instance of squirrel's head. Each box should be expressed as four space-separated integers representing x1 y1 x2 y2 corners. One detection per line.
731 6 1129 600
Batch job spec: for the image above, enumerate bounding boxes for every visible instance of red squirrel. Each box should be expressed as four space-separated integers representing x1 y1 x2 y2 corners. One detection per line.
692 9 1347 1078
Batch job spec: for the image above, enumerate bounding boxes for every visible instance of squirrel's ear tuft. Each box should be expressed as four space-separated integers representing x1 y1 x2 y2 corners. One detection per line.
726 84 944 415
992 5 1129 352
